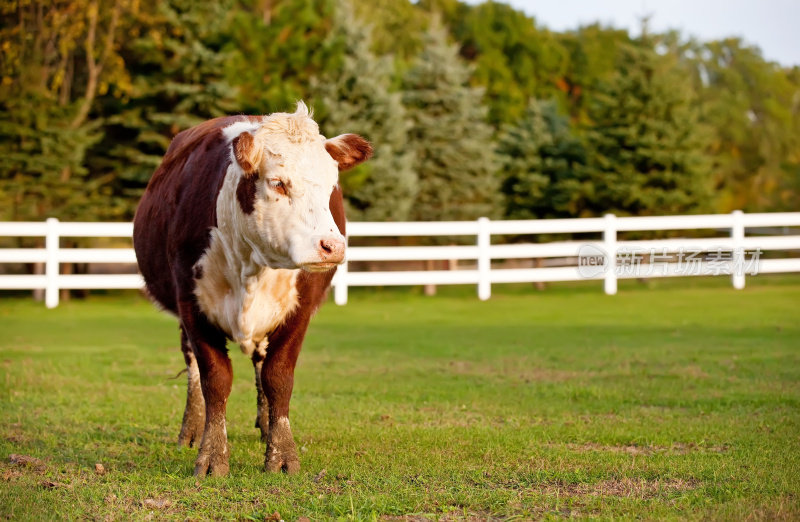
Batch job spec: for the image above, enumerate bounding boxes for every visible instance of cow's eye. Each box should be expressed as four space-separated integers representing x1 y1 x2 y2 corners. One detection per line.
268 179 287 195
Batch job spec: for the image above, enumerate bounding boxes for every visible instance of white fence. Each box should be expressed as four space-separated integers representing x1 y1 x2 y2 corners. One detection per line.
1 211 799 308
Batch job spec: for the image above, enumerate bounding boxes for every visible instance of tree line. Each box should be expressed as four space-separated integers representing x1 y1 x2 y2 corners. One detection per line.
1 0 798 224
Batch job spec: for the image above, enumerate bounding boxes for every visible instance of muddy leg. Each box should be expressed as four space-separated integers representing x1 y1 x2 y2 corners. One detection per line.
178 328 205 448
180 308 232 478
262 318 311 474
252 342 270 442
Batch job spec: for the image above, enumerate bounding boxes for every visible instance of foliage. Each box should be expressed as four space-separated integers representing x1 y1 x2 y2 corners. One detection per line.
402 19 499 221
225 0 339 115
576 41 712 216
350 0 428 62
311 1 417 221
0 0 131 220
88 0 241 219
0 0 797 222
441 1 569 125
691 38 800 212
556 24 633 124
498 99 586 219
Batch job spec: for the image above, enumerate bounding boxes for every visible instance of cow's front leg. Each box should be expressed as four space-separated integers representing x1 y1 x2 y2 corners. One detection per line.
182 313 232 477
252 342 269 442
178 328 205 447
261 321 308 474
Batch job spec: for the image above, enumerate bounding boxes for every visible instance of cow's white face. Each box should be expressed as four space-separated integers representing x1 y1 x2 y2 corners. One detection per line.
224 103 371 272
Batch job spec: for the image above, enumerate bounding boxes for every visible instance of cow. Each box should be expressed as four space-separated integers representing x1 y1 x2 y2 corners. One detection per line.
133 102 372 477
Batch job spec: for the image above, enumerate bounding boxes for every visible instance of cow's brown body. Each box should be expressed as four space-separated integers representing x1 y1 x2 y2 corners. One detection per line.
133 107 365 476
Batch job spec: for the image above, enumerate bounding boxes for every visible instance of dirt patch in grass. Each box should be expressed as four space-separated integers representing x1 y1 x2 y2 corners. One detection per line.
446 359 593 383
2 423 30 445
560 442 730 455
539 477 700 499
377 479 698 520
381 513 506 522
7 453 47 472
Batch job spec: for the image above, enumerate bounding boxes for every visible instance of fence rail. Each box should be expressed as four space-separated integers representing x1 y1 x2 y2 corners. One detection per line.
1 212 799 308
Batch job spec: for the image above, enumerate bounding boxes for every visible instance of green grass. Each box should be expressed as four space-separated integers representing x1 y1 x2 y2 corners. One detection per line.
1 276 799 520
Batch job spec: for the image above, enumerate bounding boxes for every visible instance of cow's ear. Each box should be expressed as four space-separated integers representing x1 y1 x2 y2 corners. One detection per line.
232 131 262 176
325 134 373 171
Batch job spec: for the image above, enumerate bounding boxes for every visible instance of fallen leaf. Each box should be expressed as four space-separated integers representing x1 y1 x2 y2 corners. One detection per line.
313 468 327 483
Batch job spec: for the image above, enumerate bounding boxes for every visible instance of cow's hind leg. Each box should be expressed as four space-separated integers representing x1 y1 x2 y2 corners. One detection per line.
252 343 270 442
181 308 232 477
178 328 205 448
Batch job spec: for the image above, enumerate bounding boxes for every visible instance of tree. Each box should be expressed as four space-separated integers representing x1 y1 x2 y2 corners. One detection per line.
311 2 416 221
556 24 632 124
498 99 586 219
577 41 711 216
0 0 131 221
350 0 428 61
439 1 569 126
87 0 241 219
224 0 339 115
691 38 800 212
402 19 499 222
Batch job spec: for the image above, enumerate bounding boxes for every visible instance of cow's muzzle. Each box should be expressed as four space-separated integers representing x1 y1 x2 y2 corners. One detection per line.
300 235 345 272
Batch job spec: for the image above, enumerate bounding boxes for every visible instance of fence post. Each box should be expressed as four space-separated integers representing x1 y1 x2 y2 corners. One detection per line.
334 231 349 305
45 217 60 308
731 209 745 290
477 217 491 300
603 213 617 295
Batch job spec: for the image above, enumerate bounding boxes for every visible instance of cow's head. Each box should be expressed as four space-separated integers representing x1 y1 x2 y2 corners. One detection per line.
225 102 371 272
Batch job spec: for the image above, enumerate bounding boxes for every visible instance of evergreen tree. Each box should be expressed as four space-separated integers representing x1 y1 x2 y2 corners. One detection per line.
578 42 711 216
311 2 416 221
350 0 428 60
557 24 633 124
0 0 130 221
225 0 338 115
88 0 241 219
402 19 499 222
498 99 586 219
440 1 569 126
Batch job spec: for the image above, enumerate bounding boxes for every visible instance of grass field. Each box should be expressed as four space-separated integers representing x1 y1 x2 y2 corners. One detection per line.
1 276 799 520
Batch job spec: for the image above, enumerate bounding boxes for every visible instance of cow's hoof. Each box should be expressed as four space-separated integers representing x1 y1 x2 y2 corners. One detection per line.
178 420 204 448
193 449 229 477
179 390 205 448
265 449 300 474
264 417 299 474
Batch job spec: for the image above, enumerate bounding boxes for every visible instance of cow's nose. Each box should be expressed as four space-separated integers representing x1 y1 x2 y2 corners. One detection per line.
318 236 345 262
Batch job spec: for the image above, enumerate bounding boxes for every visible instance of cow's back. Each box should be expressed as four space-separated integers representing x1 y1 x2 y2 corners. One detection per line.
133 116 257 314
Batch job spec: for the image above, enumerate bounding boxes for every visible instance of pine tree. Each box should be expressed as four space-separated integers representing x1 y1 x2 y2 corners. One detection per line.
498 99 586 219
0 0 130 221
311 2 417 221
88 0 241 219
225 0 338 115
402 18 499 222
579 41 711 216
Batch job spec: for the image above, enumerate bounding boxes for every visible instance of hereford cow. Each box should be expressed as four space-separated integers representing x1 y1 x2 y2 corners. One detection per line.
133 102 371 477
